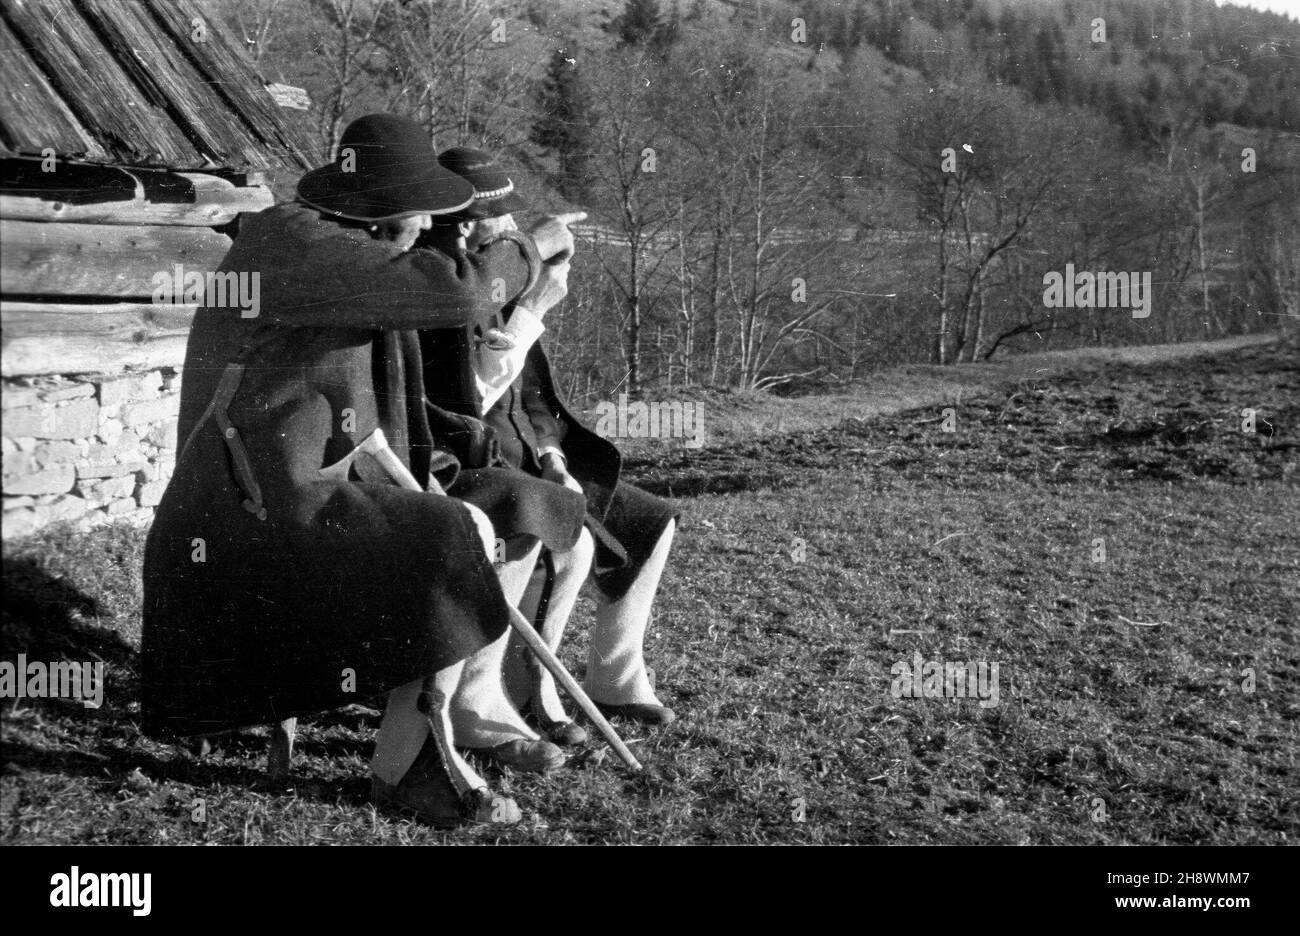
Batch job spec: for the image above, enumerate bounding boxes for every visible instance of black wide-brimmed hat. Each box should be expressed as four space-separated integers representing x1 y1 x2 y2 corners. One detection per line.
297 114 474 220
436 146 529 221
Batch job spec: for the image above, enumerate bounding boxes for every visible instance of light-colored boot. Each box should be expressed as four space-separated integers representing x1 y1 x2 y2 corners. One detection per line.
584 520 677 725
508 529 595 745
449 536 565 773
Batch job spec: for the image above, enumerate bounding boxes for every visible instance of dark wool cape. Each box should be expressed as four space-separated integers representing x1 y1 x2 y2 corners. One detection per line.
140 203 561 739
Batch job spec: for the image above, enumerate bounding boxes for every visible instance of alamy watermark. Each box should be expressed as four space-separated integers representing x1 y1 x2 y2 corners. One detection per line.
151 263 260 318
50 867 150 916
1 655 104 708
890 652 1000 708
593 394 704 448
1043 263 1151 319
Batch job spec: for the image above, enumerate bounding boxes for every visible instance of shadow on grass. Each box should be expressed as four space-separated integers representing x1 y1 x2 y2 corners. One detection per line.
1 556 135 667
1 730 376 811
1 551 385 812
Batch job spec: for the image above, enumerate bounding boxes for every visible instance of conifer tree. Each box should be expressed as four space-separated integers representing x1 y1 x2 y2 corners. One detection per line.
531 48 592 197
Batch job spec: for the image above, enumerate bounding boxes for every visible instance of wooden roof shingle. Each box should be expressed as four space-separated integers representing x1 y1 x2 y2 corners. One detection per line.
0 0 316 174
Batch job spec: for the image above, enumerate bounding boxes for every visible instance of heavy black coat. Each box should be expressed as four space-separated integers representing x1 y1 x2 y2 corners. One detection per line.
423 324 678 601
141 203 557 739
415 238 588 558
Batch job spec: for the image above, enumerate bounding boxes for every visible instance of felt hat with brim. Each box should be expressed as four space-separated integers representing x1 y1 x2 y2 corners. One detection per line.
437 146 529 221
297 114 474 221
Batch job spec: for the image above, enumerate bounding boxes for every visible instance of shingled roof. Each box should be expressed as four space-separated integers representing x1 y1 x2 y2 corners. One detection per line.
0 0 316 174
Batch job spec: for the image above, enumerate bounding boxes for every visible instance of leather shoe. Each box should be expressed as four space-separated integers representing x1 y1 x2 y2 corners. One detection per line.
461 787 522 825
483 738 566 773
372 739 519 827
594 701 676 726
540 719 588 746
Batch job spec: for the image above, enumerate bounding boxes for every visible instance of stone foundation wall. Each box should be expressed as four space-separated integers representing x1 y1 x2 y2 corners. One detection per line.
2 369 180 539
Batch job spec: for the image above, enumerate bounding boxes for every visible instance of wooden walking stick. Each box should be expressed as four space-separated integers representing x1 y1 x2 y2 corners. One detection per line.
500 604 642 771
327 429 643 771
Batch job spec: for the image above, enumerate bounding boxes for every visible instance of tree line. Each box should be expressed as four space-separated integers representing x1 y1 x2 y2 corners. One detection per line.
220 0 1298 399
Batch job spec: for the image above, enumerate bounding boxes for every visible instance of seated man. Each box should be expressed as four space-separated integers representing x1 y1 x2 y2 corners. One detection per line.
419 246 589 774
423 148 681 744
414 182 593 766
141 115 577 826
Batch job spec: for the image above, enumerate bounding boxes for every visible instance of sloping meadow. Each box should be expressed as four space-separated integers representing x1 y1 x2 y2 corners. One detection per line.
2 339 1296 843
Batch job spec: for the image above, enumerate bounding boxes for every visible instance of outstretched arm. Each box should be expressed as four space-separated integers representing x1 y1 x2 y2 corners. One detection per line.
225 204 540 330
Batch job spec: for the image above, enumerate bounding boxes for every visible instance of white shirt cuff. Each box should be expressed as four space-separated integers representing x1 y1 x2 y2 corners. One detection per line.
475 308 545 413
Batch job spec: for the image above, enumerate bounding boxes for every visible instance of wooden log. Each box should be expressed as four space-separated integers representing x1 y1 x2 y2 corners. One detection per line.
0 219 231 298
2 158 139 203
0 181 273 227
1 300 197 377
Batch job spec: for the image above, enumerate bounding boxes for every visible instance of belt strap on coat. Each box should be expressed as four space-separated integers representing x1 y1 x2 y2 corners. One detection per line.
179 362 267 521
211 364 268 521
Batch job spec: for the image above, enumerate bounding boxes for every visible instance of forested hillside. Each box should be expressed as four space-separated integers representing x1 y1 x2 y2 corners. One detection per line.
802 0 1299 132
217 0 1298 396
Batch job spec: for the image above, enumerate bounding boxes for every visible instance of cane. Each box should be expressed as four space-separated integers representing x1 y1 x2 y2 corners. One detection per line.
326 429 643 771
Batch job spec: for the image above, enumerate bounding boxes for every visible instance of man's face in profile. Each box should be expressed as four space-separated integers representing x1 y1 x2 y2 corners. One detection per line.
463 214 516 251
375 213 434 252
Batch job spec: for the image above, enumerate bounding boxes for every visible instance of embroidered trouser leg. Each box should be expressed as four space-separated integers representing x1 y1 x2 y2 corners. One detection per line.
448 536 546 748
506 527 596 722
372 502 507 789
584 518 675 706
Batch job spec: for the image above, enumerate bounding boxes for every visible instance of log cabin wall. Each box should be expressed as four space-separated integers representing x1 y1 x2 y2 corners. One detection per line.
0 0 315 539
1 163 274 538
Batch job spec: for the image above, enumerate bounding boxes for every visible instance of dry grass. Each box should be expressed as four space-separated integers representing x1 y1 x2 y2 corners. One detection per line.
2 334 1296 844
597 332 1284 454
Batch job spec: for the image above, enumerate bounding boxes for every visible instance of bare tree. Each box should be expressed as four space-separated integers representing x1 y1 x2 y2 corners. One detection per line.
368 0 533 148
895 84 1116 363
225 0 285 65
663 40 852 390
578 49 685 395
312 0 390 156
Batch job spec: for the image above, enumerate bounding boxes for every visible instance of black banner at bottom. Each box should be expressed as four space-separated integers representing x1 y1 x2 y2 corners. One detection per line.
8 844 1284 924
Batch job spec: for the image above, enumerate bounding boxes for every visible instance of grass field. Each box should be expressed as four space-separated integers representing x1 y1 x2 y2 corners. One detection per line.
2 336 1296 844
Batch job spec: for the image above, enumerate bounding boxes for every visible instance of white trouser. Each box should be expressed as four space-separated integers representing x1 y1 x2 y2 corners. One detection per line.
507 518 676 716
372 502 507 789
505 528 596 722
447 538 545 748
584 519 675 707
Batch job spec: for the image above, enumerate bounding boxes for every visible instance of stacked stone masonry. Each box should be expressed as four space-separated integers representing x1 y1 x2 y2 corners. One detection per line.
2 369 181 539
